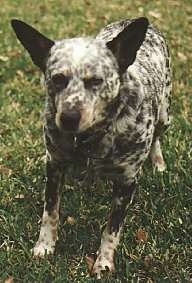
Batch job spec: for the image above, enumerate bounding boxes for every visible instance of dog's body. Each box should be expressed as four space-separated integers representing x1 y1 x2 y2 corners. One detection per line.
12 18 171 278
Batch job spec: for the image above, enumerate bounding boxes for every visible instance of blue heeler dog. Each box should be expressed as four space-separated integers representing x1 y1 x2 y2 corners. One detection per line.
11 17 171 278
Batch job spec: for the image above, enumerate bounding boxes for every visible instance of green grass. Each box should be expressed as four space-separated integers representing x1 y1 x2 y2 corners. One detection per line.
0 0 192 282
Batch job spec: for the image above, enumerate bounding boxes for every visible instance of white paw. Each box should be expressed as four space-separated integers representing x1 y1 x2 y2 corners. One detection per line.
92 255 115 279
152 155 166 172
32 241 55 258
156 161 166 172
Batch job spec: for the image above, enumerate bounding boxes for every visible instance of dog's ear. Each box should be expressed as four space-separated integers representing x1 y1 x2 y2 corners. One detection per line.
11 19 55 72
107 17 149 74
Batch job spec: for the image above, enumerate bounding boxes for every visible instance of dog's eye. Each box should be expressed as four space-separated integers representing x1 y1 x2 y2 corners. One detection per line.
52 74 69 90
84 77 103 89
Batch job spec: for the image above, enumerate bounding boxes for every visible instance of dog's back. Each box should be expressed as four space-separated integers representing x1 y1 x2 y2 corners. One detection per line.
94 19 171 178
97 19 171 121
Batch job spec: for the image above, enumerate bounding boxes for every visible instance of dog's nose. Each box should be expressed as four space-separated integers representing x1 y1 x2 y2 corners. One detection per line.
60 109 81 131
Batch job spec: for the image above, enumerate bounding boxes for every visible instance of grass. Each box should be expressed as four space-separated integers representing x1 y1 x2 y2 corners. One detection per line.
0 0 192 282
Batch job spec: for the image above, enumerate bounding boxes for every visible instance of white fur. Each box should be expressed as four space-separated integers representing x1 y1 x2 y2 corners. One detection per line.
32 209 58 257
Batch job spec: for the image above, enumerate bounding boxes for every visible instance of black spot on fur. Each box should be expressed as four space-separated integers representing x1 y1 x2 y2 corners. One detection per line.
108 182 136 234
147 119 152 129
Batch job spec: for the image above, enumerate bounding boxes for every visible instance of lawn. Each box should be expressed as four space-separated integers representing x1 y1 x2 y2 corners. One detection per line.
0 0 192 282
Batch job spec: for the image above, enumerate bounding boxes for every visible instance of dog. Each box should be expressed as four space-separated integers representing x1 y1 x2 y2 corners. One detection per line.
11 17 171 279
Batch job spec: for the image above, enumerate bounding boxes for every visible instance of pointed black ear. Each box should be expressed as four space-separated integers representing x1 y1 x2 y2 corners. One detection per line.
107 17 149 74
11 19 55 72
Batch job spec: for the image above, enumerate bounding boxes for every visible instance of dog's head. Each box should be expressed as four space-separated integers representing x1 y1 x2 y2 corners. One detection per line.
11 18 148 133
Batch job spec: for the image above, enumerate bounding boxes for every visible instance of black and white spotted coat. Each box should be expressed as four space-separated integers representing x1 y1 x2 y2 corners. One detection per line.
44 18 171 184
11 17 171 278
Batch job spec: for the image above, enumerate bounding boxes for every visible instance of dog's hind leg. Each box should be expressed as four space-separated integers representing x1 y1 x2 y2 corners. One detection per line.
91 181 135 279
150 137 166 172
150 71 171 172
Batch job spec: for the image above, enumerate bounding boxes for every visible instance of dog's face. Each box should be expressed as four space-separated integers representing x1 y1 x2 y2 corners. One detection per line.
45 38 120 132
11 18 148 133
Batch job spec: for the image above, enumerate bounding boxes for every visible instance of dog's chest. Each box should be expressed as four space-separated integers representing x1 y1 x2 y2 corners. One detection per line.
74 116 153 176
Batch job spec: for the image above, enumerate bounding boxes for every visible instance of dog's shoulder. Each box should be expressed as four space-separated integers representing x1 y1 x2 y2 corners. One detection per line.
97 18 170 110
97 18 167 50
97 18 170 71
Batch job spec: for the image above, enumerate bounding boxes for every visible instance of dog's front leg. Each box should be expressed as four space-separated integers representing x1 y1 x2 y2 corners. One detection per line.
92 180 135 279
33 157 63 257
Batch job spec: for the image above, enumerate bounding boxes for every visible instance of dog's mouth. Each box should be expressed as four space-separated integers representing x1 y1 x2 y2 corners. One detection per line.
55 108 94 133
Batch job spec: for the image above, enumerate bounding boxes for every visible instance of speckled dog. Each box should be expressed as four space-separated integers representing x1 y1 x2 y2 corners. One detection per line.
11 17 171 279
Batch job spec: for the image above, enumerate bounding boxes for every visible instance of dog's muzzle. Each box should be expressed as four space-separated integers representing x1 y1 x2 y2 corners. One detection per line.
59 109 81 131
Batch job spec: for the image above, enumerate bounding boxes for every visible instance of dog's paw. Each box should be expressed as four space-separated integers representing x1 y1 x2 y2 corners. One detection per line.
150 140 166 172
91 255 115 279
32 241 55 258
152 154 166 172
